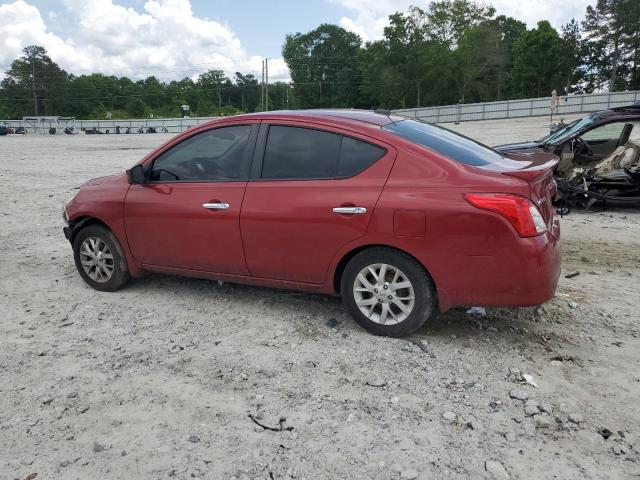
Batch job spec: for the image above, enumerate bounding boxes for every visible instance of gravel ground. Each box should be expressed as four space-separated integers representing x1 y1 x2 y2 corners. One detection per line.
1 116 639 480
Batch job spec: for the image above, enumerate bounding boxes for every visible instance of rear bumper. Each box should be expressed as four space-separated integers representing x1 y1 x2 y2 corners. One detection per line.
436 216 561 311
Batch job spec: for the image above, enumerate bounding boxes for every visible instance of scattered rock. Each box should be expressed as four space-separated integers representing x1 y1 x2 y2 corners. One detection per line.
521 374 538 388
485 460 509 479
597 428 613 440
503 432 516 442
442 411 457 421
187 435 200 443
416 339 429 353
612 445 625 455
509 388 528 401
78 405 90 414
568 301 579 309
565 271 580 279
534 415 553 428
401 469 419 480
366 376 386 387
507 368 522 381
524 405 540 416
568 413 583 424
41 396 53 405
325 318 338 328
92 442 105 453
538 403 553 414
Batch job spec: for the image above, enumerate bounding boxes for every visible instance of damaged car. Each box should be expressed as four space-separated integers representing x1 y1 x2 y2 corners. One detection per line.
496 103 640 209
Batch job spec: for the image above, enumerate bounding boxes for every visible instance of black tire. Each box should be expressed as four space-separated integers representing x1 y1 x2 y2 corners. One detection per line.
73 224 130 292
341 247 436 337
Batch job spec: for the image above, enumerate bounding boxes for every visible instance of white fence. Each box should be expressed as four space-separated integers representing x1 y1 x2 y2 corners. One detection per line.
2 116 218 135
392 90 640 123
3 90 639 133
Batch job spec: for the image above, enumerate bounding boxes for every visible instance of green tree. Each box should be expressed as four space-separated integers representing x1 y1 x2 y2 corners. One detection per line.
453 24 502 102
560 19 585 93
425 0 496 46
489 15 527 99
582 0 637 91
233 72 260 112
283 24 362 108
1 45 70 117
198 70 231 113
126 97 146 118
511 21 565 98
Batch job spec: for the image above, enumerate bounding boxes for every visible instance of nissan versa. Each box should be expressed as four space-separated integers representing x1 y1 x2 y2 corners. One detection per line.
63 110 561 336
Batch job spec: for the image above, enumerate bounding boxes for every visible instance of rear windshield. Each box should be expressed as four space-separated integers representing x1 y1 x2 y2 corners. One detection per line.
383 119 506 166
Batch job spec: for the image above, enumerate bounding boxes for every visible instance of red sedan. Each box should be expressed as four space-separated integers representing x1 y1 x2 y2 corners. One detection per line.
63 110 561 336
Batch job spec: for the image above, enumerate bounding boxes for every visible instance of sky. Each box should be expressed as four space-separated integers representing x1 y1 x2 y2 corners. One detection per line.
0 0 595 82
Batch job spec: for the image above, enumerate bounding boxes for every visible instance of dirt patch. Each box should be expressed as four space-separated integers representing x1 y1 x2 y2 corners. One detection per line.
1 133 639 479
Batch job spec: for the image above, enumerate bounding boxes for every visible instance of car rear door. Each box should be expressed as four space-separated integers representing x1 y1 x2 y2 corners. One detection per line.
240 122 396 284
124 122 258 274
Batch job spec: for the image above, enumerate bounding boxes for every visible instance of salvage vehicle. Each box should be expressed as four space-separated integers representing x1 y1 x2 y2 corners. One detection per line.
496 103 640 208
63 110 560 336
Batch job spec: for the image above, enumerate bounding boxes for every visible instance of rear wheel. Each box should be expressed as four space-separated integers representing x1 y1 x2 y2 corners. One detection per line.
341 248 436 337
73 224 130 291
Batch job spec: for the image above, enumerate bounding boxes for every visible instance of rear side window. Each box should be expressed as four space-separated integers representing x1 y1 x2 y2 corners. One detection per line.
261 125 386 180
383 119 505 166
338 136 385 177
262 126 341 179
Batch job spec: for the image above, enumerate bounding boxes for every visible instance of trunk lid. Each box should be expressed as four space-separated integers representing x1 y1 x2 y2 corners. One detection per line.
476 151 559 225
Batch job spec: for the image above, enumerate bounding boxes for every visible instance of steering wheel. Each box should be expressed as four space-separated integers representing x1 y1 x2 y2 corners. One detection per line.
574 137 593 156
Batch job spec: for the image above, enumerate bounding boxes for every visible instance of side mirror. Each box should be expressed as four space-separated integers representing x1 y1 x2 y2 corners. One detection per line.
128 164 146 184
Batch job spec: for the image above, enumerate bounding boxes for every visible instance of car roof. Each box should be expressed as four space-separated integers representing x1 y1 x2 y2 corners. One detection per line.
211 109 407 128
594 103 640 120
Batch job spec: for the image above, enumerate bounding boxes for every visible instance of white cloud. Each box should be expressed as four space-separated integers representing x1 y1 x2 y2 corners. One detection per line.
329 0 413 42
491 0 594 29
0 0 290 82
330 0 595 42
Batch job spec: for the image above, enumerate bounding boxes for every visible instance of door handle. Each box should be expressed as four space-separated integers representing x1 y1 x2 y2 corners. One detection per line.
203 202 230 210
332 206 367 215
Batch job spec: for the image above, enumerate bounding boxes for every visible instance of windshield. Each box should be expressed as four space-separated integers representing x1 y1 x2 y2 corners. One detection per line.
540 114 596 144
383 119 506 166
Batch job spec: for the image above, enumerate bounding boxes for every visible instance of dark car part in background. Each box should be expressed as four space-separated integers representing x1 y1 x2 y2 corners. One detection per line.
495 103 640 209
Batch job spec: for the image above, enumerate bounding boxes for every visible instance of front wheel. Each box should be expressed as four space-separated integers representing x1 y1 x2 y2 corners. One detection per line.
73 224 130 292
341 248 436 337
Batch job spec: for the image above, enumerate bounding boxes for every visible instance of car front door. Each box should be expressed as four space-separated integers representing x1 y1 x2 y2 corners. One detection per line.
124 122 258 274
240 123 396 284
580 122 630 161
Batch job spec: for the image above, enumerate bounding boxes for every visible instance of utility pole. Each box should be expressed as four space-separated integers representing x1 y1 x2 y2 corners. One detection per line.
286 82 289 109
32 58 38 116
261 59 264 111
265 58 269 111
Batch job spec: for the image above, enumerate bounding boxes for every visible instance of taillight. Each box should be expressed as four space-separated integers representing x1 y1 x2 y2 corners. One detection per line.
464 193 547 237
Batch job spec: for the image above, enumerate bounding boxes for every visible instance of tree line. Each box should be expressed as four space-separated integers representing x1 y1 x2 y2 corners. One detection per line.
1 0 638 120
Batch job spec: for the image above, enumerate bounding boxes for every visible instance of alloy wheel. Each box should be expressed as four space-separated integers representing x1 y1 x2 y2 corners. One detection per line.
79 236 114 283
352 263 415 325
